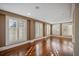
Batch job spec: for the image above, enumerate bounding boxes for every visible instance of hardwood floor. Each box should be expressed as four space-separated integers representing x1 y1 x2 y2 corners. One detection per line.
50 38 73 56
0 36 73 56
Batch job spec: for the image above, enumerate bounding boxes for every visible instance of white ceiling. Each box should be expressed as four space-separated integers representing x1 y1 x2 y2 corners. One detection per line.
0 3 72 24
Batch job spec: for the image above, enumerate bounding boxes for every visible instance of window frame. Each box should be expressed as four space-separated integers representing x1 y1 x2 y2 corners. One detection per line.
62 22 72 37
35 21 43 38
6 15 27 46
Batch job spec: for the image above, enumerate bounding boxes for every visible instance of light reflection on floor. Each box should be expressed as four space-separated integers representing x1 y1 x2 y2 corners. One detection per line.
51 39 73 56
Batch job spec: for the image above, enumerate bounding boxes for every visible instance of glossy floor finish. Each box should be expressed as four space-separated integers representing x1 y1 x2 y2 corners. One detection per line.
37 38 73 56
62 40 73 56
50 39 73 56
0 37 73 56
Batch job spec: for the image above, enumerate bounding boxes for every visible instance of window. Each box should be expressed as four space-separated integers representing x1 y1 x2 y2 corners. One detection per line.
6 16 27 45
35 22 43 38
52 24 60 35
62 23 72 37
8 19 18 45
46 24 51 36
18 20 27 43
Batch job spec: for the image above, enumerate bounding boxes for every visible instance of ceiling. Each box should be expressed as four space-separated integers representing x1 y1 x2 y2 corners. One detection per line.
0 3 72 24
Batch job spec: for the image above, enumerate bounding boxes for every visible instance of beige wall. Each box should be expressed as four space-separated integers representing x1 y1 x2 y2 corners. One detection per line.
73 4 79 56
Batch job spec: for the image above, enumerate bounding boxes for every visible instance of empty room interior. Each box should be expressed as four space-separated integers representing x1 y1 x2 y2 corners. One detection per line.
0 3 79 56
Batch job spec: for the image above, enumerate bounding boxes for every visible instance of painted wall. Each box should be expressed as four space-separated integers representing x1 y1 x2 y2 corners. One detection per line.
73 4 79 56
